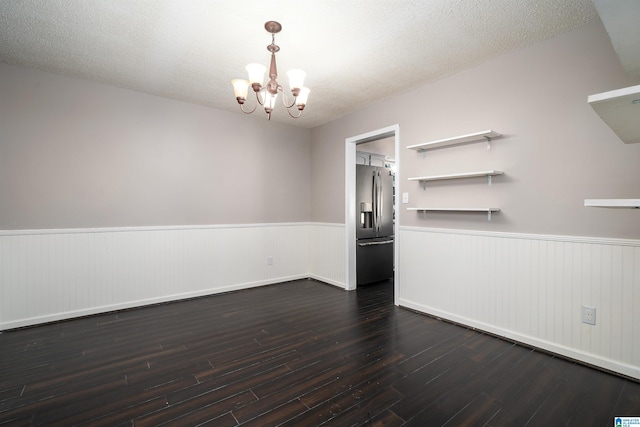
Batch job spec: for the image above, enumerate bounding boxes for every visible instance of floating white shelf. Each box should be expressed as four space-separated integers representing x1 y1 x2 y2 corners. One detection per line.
407 207 500 221
407 130 501 152
408 170 504 186
584 199 640 208
588 84 640 144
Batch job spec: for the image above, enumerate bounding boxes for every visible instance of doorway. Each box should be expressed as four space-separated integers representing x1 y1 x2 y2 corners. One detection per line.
345 125 400 305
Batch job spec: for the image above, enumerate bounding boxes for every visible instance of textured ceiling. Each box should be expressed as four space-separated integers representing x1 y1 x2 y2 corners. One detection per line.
0 0 599 128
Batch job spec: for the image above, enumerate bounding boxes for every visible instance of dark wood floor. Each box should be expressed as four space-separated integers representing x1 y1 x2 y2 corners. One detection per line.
1 279 638 426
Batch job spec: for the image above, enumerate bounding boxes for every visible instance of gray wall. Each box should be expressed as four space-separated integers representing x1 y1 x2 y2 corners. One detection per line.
310 21 640 239
358 137 395 158
0 64 312 229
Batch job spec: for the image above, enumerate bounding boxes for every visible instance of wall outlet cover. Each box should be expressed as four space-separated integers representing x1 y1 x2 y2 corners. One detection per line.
581 306 596 325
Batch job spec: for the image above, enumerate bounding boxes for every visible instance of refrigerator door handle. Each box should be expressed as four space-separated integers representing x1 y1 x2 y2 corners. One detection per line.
378 171 383 232
373 171 383 234
358 240 394 247
371 171 377 233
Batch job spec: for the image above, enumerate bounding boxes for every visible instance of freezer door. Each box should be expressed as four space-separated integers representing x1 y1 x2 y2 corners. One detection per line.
356 237 394 285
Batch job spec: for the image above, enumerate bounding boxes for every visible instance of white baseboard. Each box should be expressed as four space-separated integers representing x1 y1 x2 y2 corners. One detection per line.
307 274 346 289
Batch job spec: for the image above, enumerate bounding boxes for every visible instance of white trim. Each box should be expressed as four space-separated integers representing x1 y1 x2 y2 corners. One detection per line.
398 298 640 380
345 138 357 291
399 225 640 247
307 274 346 289
308 222 345 228
345 124 400 297
0 222 311 237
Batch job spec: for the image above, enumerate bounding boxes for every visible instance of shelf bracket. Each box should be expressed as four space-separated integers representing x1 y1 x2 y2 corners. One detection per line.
487 210 492 222
488 175 492 186
421 181 427 191
484 136 492 150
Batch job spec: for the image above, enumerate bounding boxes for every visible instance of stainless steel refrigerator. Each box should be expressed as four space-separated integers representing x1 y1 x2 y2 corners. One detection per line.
356 164 394 285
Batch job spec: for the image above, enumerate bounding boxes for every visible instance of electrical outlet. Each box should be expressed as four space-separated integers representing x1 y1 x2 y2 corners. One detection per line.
402 192 409 204
581 306 596 325
267 256 273 266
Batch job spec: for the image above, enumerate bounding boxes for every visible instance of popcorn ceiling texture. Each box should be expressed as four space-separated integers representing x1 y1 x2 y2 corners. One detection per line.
0 0 598 128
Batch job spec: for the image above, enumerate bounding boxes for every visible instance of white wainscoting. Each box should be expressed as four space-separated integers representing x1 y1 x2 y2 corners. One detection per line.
398 226 640 380
0 223 312 330
6 221 637 379
308 223 346 288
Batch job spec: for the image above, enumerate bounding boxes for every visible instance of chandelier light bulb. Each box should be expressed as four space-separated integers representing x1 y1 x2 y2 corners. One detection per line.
231 79 250 102
245 63 266 89
287 69 306 94
296 87 310 109
262 91 278 111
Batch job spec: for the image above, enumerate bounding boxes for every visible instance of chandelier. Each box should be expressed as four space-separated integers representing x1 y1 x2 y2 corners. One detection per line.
231 21 310 120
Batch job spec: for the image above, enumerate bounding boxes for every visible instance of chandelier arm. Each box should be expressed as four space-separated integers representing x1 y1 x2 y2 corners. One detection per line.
239 102 258 114
277 85 297 109
255 89 265 106
285 106 303 118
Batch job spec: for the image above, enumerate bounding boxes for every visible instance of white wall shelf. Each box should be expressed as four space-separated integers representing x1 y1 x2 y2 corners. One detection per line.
407 207 500 222
407 130 501 152
588 84 640 144
408 170 504 187
584 199 640 208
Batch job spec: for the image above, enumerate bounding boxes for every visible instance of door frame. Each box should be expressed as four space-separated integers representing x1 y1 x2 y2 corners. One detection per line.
345 124 400 304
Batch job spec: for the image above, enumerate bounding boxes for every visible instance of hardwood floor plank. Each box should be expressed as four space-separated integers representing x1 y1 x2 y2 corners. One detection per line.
194 349 300 383
71 396 168 427
235 398 309 427
391 343 475 399
193 412 239 427
442 392 503 427
22 346 186 396
166 364 291 407
0 413 33 427
279 368 407 427
483 360 568 425
387 332 518 423
0 375 128 422
612 380 640 417
399 343 525 426
396 329 473 375
234 356 405 426
483 348 550 403
0 388 23 404
298 355 406 410
231 358 368 423
368 409 406 427
134 390 255 427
